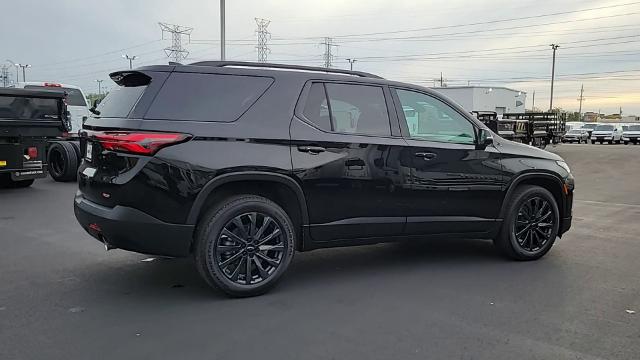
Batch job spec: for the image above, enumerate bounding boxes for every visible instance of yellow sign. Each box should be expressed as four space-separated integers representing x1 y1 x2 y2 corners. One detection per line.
0 160 6 167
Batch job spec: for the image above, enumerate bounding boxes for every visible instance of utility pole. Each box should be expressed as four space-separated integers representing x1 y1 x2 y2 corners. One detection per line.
255 18 271 62
159 22 194 63
346 58 357 71
16 64 31 82
440 72 444 87
321 37 337 68
220 0 225 60
549 44 560 111
577 84 584 119
96 79 104 96
532 90 536 111
122 54 137 69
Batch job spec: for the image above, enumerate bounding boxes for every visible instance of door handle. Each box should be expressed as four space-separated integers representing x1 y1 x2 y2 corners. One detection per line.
414 152 437 160
298 145 326 154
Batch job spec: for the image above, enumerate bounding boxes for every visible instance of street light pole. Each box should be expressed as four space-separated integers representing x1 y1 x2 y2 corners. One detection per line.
220 0 226 60
346 58 357 71
549 44 560 111
16 64 31 82
123 54 137 69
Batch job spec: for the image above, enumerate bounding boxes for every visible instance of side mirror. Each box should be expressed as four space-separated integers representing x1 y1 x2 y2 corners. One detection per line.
92 98 101 108
477 128 494 150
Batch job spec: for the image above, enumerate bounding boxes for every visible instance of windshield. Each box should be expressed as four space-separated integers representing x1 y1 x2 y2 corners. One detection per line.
627 125 640 131
582 123 598 129
24 85 87 107
568 129 583 134
595 125 614 131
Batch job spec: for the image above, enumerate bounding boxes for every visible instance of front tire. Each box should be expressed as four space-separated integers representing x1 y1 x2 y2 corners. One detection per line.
494 185 559 261
194 195 295 297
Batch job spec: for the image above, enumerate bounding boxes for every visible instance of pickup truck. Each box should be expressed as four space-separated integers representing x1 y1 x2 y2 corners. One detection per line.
0 88 70 188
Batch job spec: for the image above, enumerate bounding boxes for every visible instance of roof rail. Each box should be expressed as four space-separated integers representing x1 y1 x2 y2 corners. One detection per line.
188 61 383 79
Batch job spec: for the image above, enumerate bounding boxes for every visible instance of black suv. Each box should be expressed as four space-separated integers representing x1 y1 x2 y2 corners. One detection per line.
74 62 574 296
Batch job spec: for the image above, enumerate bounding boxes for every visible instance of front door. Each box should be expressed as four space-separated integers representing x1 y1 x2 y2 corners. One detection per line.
291 81 413 242
392 87 504 236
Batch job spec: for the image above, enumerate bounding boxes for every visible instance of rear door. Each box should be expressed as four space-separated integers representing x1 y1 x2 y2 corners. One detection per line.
391 87 504 236
291 81 412 242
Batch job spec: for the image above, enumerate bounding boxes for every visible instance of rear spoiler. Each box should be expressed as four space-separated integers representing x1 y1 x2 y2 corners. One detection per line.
109 71 152 87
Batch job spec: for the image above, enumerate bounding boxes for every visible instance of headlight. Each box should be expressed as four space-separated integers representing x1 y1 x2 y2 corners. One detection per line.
556 160 571 173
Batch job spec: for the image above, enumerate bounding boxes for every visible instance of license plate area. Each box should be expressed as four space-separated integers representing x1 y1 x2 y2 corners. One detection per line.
85 142 93 161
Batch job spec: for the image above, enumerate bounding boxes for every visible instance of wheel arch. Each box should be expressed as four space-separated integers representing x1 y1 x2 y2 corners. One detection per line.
187 171 309 248
500 172 566 221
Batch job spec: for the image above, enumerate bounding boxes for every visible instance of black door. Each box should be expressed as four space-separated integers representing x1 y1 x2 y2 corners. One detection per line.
391 87 504 236
290 82 412 242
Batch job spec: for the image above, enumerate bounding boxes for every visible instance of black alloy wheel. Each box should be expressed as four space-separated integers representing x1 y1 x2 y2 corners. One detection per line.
216 212 285 285
514 197 555 252
194 195 295 297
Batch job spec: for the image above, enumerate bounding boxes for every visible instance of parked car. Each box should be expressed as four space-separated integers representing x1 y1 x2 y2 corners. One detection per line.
622 124 640 144
565 122 585 132
591 124 623 144
74 62 575 297
581 123 599 138
562 128 589 143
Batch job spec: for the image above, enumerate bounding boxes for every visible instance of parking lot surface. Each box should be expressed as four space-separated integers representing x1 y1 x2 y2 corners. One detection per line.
1 144 638 360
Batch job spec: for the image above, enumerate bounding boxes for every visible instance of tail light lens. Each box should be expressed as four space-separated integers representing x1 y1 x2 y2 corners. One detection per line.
27 147 38 159
88 131 191 155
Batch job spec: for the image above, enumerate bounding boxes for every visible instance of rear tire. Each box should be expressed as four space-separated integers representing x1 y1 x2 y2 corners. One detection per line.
47 142 78 182
494 185 559 261
194 195 296 297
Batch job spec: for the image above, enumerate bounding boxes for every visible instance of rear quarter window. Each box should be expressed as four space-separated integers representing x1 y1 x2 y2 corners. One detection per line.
144 73 274 122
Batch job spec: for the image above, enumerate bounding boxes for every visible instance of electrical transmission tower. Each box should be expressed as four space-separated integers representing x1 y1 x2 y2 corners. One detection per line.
321 37 338 68
159 22 194 63
255 18 271 62
0 65 9 87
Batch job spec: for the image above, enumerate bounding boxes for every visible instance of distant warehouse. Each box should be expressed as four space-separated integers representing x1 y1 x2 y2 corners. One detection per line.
431 86 527 115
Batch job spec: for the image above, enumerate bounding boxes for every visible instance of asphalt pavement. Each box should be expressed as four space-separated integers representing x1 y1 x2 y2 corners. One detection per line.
1 143 638 360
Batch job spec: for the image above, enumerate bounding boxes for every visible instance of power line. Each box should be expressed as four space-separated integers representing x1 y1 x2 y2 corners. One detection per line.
159 22 194 63
255 18 271 62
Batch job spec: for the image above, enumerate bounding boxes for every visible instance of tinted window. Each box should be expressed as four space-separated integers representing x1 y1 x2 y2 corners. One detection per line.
324 83 391 136
302 83 331 131
145 73 273 122
95 85 147 118
395 89 475 144
24 86 87 106
0 96 59 120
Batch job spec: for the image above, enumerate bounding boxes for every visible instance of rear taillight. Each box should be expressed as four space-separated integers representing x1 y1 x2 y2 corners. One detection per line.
27 147 38 159
89 131 191 155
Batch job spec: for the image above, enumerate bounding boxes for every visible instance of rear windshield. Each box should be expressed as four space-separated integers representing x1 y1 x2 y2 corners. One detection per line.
628 125 640 131
24 86 86 107
0 96 60 120
595 125 614 131
144 73 274 122
95 85 147 118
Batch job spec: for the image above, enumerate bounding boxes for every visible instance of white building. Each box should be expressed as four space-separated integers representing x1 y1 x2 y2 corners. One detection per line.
431 86 527 115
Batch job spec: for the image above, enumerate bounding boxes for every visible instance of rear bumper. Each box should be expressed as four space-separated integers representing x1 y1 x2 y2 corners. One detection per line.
74 192 194 257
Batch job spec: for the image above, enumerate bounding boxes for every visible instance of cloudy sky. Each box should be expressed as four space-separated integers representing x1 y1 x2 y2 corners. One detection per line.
3 0 639 114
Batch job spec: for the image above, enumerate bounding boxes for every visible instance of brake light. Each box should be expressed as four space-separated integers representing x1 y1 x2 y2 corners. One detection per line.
90 131 191 155
44 82 62 87
27 147 38 159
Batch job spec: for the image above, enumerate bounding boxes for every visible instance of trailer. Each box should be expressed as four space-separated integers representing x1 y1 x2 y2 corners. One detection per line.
473 111 567 149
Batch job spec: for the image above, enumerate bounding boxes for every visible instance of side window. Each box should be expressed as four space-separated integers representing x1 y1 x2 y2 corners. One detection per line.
301 83 331 131
395 89 475 144
325 83 391 136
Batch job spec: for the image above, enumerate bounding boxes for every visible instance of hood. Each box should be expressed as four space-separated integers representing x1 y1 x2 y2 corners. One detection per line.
623 130 640 135
494 137 562 161
592 130 614 135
